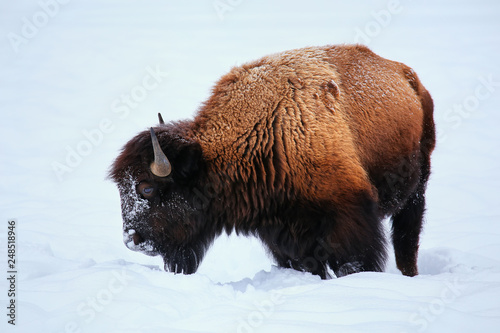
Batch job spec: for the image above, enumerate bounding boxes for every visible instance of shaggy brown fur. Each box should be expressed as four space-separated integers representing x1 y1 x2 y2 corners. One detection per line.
110 44 435 278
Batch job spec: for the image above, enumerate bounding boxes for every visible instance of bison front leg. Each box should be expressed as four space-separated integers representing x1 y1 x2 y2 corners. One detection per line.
275 251 331 280
325 194 387 278
259 223 332 279
261 193 387 279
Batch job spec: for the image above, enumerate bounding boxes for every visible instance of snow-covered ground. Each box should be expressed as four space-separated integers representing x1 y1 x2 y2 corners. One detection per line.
1 0 499 332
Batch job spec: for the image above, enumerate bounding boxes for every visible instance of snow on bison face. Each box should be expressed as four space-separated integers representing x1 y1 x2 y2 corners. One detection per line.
111 126 209 274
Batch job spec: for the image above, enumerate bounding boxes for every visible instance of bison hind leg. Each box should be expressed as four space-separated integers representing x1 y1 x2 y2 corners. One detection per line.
391 164 430 277
391 194 423 277
391 141 433 277
391 76 435 277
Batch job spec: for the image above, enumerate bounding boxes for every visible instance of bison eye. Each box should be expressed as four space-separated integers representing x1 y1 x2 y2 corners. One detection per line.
137 182 155 199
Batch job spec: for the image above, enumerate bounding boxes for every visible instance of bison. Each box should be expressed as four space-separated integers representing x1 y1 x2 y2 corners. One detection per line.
109 44 435 279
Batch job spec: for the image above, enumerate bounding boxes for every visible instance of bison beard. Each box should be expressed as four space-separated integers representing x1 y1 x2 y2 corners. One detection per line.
109 44 435 279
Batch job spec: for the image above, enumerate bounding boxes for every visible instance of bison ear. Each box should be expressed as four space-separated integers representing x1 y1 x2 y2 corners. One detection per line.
173 142 204 184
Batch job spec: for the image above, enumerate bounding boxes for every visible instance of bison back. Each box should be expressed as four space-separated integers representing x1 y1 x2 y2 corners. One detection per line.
195 44 431 212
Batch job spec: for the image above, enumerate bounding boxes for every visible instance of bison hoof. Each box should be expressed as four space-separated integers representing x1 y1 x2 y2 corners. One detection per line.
400 266 418 277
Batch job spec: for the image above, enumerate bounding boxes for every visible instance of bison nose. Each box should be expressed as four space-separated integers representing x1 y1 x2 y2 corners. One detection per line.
132 232 144 245
123 229 158 256
124 229 145 248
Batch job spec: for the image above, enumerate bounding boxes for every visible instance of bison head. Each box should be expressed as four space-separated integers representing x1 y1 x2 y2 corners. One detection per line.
109 118 210 274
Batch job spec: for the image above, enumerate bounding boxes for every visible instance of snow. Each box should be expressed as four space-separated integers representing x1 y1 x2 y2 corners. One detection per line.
1 0 500 332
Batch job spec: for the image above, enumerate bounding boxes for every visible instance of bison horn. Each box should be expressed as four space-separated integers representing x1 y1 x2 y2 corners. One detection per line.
158 113 165 125
149 127 171 177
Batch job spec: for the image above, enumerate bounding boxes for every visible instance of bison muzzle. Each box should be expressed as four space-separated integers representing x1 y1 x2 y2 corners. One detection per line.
109 44 435 279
